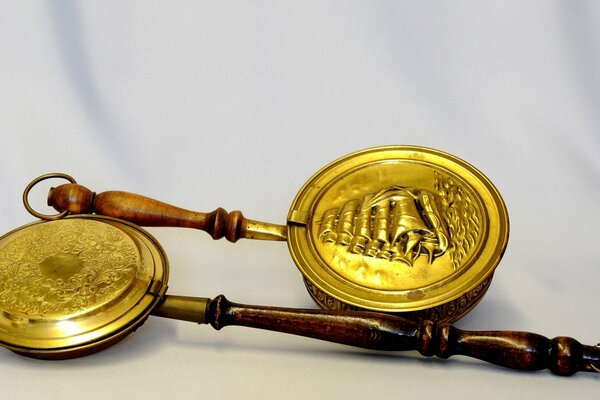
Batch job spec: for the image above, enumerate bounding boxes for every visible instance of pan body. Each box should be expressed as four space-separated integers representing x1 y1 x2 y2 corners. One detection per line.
287 145 509 322
0 216 168 359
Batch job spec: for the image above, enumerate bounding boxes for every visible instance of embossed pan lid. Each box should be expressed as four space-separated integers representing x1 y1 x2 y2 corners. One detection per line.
287 145 509 315
0 215 168 359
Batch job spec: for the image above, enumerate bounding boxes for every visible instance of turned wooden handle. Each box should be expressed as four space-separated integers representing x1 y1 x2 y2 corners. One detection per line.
48 183 249 242
204 295 600 376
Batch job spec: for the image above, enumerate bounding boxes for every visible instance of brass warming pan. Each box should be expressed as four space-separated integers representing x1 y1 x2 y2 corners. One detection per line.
30 146 509 322
0 214 597 375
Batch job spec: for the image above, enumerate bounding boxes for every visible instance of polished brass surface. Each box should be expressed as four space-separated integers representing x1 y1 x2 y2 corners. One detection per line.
151 295 210 324
0 215 168 358
287 145 509 315
243 219 287 241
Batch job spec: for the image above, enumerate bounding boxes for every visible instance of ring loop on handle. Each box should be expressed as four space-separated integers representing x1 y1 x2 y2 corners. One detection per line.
23 173 77 220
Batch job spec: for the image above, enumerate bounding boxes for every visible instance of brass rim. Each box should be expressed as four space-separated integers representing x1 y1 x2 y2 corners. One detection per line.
287 145 509 314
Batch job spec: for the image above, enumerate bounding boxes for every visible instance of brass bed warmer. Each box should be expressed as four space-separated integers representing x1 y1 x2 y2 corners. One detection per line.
0 145 595 376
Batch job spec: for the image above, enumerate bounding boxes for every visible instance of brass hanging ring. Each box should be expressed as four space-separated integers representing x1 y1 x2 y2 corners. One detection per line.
23 173 77 220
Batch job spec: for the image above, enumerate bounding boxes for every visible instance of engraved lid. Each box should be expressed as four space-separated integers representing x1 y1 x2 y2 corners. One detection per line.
0 216 168 358
287 146 509 314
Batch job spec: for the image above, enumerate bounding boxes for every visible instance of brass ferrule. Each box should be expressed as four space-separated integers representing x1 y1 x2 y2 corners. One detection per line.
151 295 210 324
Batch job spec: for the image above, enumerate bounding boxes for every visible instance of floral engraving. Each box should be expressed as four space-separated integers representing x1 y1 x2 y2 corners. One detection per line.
0 220 139 318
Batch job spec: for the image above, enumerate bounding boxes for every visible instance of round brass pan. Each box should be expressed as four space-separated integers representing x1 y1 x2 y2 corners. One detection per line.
287 146 508 320
0 216 168 359
38 145 509 322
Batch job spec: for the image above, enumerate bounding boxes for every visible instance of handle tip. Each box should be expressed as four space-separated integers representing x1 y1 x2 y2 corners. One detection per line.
48 184 96 214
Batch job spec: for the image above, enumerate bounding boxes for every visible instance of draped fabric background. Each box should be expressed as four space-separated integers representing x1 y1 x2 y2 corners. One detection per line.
1 2 599 398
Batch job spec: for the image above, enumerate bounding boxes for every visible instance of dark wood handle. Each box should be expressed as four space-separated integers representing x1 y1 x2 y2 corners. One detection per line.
205 295 600 376
445 328 600 375
48 183 251 242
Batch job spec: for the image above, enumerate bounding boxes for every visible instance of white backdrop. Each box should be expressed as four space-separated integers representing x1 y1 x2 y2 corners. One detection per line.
1 1 599 398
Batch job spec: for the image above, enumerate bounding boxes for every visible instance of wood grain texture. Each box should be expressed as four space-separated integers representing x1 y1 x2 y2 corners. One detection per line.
48 183 248 241
206 295 600 376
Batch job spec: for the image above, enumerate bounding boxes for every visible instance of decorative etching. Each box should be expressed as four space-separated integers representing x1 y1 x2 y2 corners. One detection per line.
317 173 480 270
303 275 492 323
0 220 139 318
410 275 492 322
